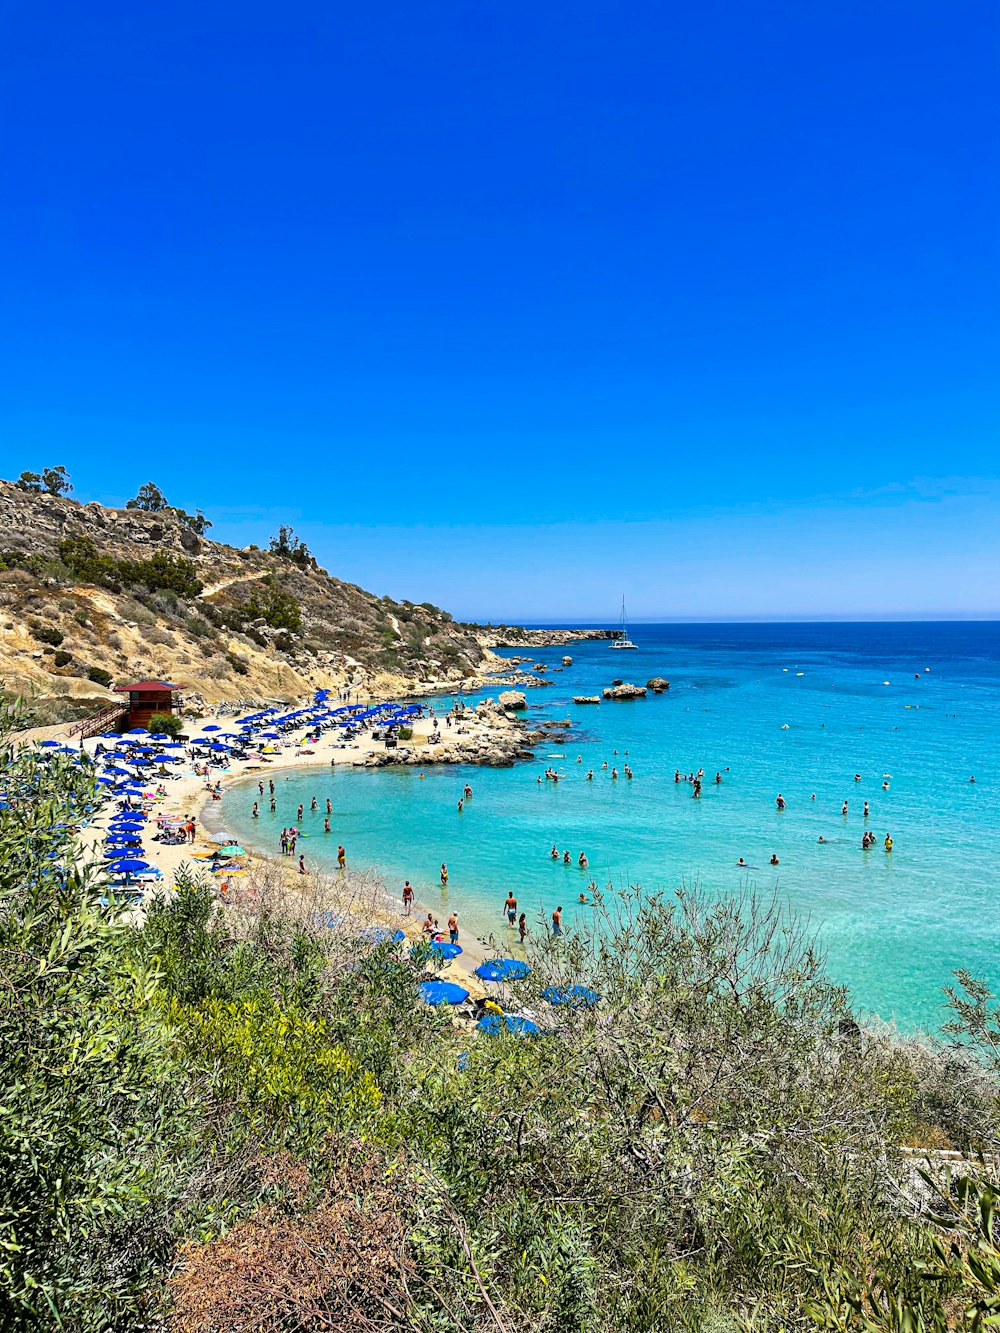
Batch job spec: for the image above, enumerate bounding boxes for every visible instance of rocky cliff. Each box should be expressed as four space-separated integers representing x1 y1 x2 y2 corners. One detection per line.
0 480 500 718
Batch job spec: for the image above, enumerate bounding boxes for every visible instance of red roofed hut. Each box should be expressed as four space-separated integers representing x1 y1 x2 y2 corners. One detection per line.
114 680 180 731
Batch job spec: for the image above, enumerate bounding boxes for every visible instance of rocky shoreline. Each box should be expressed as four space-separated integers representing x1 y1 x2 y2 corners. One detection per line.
359 696 560 768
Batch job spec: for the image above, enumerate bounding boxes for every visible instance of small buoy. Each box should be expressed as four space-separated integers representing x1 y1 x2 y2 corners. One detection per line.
782 668 788 673
883 681 890 686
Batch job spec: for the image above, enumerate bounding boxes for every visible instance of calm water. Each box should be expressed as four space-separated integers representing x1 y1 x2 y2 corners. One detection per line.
223 622 1000 1032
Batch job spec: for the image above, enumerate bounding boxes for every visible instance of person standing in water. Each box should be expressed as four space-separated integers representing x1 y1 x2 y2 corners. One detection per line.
518 912 527 943
440 863 449 887
402 881 414 914
504 892 518 927
552 905 563 936
776 794 786 810
337 844 346 868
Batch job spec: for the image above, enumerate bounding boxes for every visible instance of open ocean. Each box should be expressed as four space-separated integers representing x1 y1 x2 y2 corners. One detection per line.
223 621 1000 1033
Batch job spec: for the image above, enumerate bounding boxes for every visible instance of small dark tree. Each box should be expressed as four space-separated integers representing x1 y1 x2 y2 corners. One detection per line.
269 525 314 569
126 482 169 512
15 466 72 496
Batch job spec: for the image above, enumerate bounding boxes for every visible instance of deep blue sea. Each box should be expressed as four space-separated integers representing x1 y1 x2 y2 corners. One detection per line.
223 622 1000 1032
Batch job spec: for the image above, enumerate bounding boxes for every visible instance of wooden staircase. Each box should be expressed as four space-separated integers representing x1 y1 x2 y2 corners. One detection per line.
69 702 128 741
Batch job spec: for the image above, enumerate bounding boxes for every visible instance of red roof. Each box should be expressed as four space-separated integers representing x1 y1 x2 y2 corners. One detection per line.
114 680 179 693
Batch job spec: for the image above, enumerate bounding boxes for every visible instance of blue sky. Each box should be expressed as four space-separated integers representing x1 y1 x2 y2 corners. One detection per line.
1 0 997 621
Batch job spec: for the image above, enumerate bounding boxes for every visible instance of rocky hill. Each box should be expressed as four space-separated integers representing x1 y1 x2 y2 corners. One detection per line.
0 479 504 720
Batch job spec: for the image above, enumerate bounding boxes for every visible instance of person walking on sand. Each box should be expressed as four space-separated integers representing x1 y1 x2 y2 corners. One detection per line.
337 844 346 868
402 880 414 914
552 905 563 937
518 912 527 943
448 912 459 945
504 892 517 927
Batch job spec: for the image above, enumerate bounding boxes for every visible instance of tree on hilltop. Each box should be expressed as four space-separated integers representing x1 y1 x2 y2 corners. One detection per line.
15 466 72 496
269 524 315 570
127 481 169 512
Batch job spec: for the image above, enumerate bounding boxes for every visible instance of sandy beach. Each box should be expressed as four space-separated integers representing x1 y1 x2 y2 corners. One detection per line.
73 700 536 996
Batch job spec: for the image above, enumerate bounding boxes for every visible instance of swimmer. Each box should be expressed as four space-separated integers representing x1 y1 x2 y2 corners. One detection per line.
551 844 560 860
854 773 861 782
537 775 543 784
970 776 976 783
842 801 848 816
586 770 594 781
323 816 330 833
463 784 473 799
310 797 317 811
579 892 589 903
675 770 681 783
602 761 608 771
578 851 588 868
811 793 816 801
882 781 890 791
297 804 304 821
770 854 780 866
818 836 825 843
776 794 786 810
563 850 571 864
576 756 582 764
326 799 332 815
884 834 893 852
863 801 869 819
715 772 722 784
252 802 258 819
440 862 448 886
737 857 746 867
611 768 618 780
270 797 276 812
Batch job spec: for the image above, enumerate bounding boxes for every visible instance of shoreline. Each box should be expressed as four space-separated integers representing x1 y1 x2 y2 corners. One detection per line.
79 688 549 996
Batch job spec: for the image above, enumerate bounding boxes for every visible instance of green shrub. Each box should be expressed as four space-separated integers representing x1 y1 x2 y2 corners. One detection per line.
53 650 71 667
148 711 183 738
31 623 64 647
87 666 113 688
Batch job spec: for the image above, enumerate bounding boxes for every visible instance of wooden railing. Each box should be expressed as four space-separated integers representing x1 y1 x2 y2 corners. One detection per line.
68 703 128 740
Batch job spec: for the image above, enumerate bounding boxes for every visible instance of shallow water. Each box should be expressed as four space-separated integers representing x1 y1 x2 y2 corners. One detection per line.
223 622 1000 1032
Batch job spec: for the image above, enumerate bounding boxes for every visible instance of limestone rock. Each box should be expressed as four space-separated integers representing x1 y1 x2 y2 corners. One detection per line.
498 690 527 711
562 655 572 666
602 682 647 700
573 695 600 704
647 677 670 692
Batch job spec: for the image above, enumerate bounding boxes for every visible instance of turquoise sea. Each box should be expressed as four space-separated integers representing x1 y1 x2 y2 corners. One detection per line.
223 622 1000 1032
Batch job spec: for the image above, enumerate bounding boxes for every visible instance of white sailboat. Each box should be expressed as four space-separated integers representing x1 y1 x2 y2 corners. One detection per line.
610 597 638 650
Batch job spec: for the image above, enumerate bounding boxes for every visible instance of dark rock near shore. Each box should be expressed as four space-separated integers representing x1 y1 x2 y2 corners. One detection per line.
647 677 670 692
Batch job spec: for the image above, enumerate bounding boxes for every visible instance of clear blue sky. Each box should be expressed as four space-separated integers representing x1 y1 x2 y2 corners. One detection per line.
1 1 997 621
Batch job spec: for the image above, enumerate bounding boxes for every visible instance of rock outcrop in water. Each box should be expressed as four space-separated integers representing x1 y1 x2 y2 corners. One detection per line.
647 677 670 692
602 682 647 700
498 690 528 711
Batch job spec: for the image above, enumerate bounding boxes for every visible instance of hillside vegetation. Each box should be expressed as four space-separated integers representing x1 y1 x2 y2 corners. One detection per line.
0 477 494 718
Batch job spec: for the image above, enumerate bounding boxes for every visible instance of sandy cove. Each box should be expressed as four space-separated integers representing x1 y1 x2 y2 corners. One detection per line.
78 698 542 996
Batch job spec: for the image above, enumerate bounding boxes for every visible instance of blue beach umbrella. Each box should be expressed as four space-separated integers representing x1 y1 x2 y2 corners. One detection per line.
418 980 469 1006
475 958 531 983
428 940 463 961
37 739 61 748
541 984 601 1007
202 724 221 732
106 857 152 874
126 727 148 735
477 1013 540 1037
